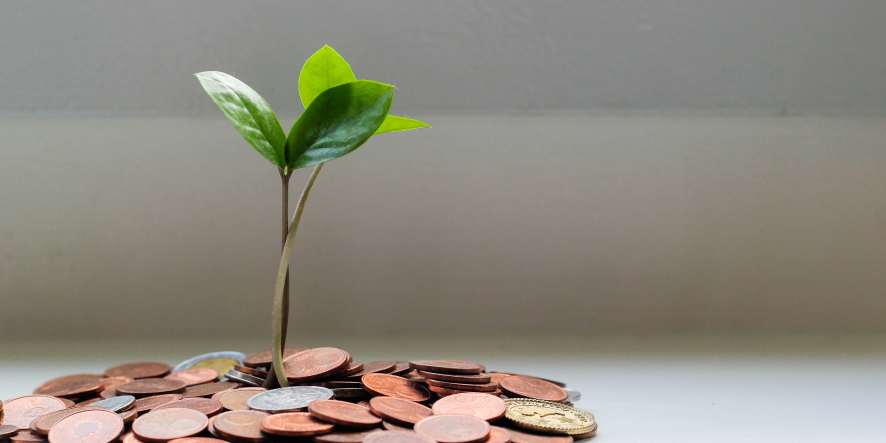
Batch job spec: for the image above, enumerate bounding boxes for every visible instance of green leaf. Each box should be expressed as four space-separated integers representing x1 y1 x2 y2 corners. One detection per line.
298 45 357 109
196 71 287 168
373 115 431 135
286 80 394 170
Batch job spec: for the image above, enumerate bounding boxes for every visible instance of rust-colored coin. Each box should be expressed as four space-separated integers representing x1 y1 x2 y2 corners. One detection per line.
132 408 208 443
487 374 512 386
48 409 124 443
232 365 268 378
31 406 106 435
382 422 413 432
408 361 482 375
414 416 490 443
169 438 228 443
432 393 506 422
308 400 381 428
361 374 430 403
154 399 222 417
368 397 432 426
0 425 20 439
11 430 48 443
497 376 567 403
283 348 350 382
242 347 309 368
337 362 365 377
99 388 117 400
133 394 182 414
365 431 435 443
504 428 572 443
105 363 172 380
164 369 219 387
116 379 187 398
418 371 491 384
181 382 237 399
1 396 67 430
313 428 383 443
212 410 269 443
345 362 397 379
260 412 334 437
426 379 497 392
389 363 413 376
32 379 103 399
210 388 265 412
487 427 512 443
489 373 564 388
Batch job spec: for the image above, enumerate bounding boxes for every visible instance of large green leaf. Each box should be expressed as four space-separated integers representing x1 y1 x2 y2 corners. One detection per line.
373 115 431 135
196 71 287 168
286 80 394 170
298 45 357 109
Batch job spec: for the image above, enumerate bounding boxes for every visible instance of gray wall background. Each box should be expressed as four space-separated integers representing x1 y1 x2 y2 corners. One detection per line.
1 1 885 337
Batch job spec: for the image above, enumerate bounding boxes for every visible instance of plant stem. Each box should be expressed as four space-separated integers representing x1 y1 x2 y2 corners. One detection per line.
263 168 292 388
271 162 325 387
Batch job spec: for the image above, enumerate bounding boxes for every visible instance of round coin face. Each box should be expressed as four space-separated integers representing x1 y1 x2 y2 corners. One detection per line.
165 369 219 387
504 427 573 443
212 411 269 443
1 396 67 430
181 382 237 399
364 432 436 443
414 416 490 443
417 371 492 384
32 379 104 399
211 388 266 411
172 352 246 374
408 361 482 375
32 407 107 435
48 410 123 443
361 374 430 403
487 427 512 443
308 400 381 428
426 379 497 392
133 394 182 414
246 386 333 414
432 393 506 422
132 408 208 443
33 375 103 395
0 425 20 439
154 398 223 417
116 379 187 397
91 395 136 413
369 397 432 426
260 412 334 437
503 400 594 435
498 376 568 403
283 348 350 382
242 347 308 368
344 361 396 379
105 363 172 380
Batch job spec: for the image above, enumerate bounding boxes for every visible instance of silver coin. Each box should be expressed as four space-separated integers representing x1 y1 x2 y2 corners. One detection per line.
224 370 264 387
563 388 581 403
91 395 136 412
172 351 247 373
247 386 333 413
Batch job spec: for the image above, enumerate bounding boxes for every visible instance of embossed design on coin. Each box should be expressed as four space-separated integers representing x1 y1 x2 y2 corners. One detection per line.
260 412 334 437
486 427 512 443
31 407 106 436
91 396 136 413
211 388 266 411
116 379 187 397
181 382 237 399
283 348 350 382
132 408 208 443
212 411 269 443
242 347 308 368
432 393 507 422
503 399 594 435
1 396 66 430
133 395 183 415
408 361 482 375
414 416 491 443
165 369 219 387
498 377 567 403
173 352 246 374
105 363 172 380
369 397 432 426
504 427 573 443
246 387 333 414
308 400 381 428
48 409 124 443
361 374 430 403
364 431 436 443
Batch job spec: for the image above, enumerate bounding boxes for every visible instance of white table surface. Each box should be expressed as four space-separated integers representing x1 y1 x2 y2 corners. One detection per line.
2 334 884 443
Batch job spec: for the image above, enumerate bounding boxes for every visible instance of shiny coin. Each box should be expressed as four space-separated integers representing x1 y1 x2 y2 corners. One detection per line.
361 374 430 403
132 408 208 443
116 379 186 398
48 409 124 443
504 427 572 443
571 422 597 440
308 400 381 428
31 379 103 399
154 398 223 417
120 433 141 443
414 416 490 443
181 382 237 399
408 361 482 375
486 427 512 443
283 348 350 383
223 370 263 387
91 396 136 413
246 386 333 414
212 410 269 443
165 369 219 387
242 348 308 369
417 371 491 384
31 407 106 435
432 393 506 422
1 396 67 430
173 352 246 375
133 395 182 415
210 388 266 411
369 397 432 426
312 428 383 443
562 389 580 404
11 430 48 443
260 412 334 437
0 425 20 439
426 379 498 392
344 361 396 379
498 377 567 403
503 399 594 435
365 432 435 443
490 373 565 388
105 363 172 380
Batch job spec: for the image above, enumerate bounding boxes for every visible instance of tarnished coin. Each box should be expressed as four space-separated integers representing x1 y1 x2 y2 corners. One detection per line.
154 399 223 417
345 361 396 379
503 399 594 435
408 361 482 375
308 400 381 428
116 379 187 397
246 387 333 414
91 395 136 413
31 379 103 399
487 374 513 386
498 377 567 403
417 371 491 384
382 422 413 432
105 363 172 380
1 396 67 430
48 409 124 443
432 393 506 422
33 375 103 396
260 412 334 437
181 382 237 399
487 427 512 443
504 427 573 443
414 415 491 443
242 348 308 369
369 397 432 426
364 432 435 443
173 352 246 375
211 388 266 411
0 425 20 439
165 369 219 387
361 374 430 403
133 395 183 414
313 428 383 443
283 348 350 382
320 381 363 389
389 363 413 376
99 376 134 391
232 365 268 379
132 408 208 443
562 389 581 404
426 379 498 392
11 430 48 443
212 410 269 443
223 370 263 387
31 407 106 435
337 362 365 377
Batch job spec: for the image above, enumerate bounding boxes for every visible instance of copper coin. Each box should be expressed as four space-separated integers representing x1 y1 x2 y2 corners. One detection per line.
60 399 76 409
205 417 220 439
169 439 228 443
75 398 103 407
11 430 48 443
1 396 67 430
48 409 124 443
417 371 491 384
105 363 172 380
389 363 413 376
449 361 486 373
429 386 502 397
408 361 482 375
382 422 413 432
260 412 333 437
164 369 219 387
426 379 497 392
487 427 512 443
118 410 138 425
337 362 365 377
320 381 363 389
0 425 20 439
154 399 222 417
32 379 103 399
368 397 432 426
116 379 187 398
232 365 268 378
357 400 372 409
414 416 490 443
313 428 384 443
133 395 183 414
504 428 572 443
132 408 208 443
432 393 506 422
212 410 269 443
100 377 134 391
31 406 106 435
497 377 567 403
181 382 237 399
489 373 564 388
33 375 103 395
361 375 430 403
308 400 381 428
365 431 435 443
120 433 143 443
99 388 117 400
487 374 512 386
283 348 350 382
242 347 309 368
210 388 266 412
345 362 396 379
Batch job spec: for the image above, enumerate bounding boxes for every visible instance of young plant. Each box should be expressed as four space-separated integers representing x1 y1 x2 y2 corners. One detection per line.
197 46 429 387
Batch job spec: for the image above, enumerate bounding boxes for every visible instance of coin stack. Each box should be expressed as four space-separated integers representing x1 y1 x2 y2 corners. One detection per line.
0 347 597 443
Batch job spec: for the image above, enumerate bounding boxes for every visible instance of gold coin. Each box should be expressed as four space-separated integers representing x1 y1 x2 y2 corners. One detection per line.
190 358 238 375
503 399 595 435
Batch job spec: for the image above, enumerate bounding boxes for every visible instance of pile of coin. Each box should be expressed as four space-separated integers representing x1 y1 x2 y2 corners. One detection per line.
0 347 597 443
